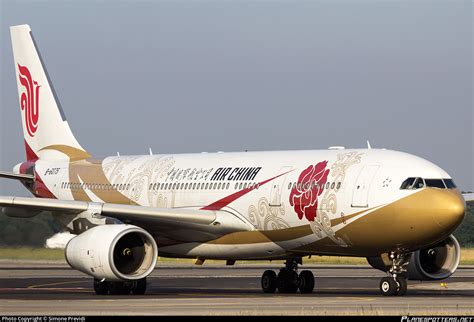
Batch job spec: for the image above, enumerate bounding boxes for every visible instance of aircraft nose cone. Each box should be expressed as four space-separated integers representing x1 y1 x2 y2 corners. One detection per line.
431 189 466 232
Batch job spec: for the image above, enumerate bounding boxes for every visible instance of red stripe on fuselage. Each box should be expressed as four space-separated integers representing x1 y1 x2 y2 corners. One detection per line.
201 170 293 211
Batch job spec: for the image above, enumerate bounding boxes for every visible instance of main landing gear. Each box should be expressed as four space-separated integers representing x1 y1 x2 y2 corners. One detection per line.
261 258 314 294
93 277 147 295
379 252 409 296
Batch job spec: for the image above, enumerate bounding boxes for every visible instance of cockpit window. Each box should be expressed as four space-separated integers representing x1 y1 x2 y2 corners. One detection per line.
400 177 456 190
400 177 425 190
443 178 457 189
413 177 425 189
425 179 446 189
400 177 416 189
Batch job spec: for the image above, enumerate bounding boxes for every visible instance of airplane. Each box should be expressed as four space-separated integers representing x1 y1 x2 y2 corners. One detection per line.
1 24 473 296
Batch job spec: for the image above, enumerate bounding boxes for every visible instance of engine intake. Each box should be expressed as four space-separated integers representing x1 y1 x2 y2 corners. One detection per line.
407 234 460 280
65 224 158 281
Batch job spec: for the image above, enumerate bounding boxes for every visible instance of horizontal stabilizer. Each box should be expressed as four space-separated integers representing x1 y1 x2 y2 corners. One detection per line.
0 171 34 182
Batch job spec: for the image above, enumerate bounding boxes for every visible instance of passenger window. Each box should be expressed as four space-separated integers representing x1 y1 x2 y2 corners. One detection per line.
337 182 341 189
425 179 446 189
443 179 457 189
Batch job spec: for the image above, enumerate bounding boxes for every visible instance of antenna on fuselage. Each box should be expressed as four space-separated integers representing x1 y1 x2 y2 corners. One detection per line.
149 148 153 156
367 140 372 149
117 152 120 156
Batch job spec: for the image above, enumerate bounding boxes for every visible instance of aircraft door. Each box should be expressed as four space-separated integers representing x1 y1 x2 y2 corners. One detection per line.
269 166 292 207
351 165 380 208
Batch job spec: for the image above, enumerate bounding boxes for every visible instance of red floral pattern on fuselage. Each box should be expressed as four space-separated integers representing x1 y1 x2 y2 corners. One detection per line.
289 161 329 221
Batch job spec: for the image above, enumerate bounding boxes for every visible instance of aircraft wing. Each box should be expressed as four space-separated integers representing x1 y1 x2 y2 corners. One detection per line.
463 193 474 205
0 196 250 241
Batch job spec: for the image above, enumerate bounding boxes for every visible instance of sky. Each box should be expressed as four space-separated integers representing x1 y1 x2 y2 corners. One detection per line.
0 0 472 197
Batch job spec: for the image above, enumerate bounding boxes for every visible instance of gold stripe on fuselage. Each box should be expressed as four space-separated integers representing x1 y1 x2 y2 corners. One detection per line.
292 188 465 257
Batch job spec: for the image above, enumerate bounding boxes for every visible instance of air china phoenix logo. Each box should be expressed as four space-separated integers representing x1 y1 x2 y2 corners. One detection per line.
18 64 40 137
289 161 330 222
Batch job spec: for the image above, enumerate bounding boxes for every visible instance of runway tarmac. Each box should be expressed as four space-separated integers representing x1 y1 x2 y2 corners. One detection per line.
0 262 473 315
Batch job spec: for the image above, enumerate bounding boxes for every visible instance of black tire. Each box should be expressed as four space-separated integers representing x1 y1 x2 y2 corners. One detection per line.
379 277 397 296
108 281 130 295
395 276 407 296
93 279 108 295
277 270 299 294
298 270 315 294
131 278 147 295
261 270 277 293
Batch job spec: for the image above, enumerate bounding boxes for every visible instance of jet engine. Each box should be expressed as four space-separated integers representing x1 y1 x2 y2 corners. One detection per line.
65 224 158 281
367 235 461 281
407 234 461 280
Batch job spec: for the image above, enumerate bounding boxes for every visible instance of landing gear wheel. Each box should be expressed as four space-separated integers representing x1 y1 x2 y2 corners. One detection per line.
298 270 315 294
108 281 131 295
380 277 397 296
93 279 108 295
131 278 147 295
261 270 277 293
395 276 407 296
277 270 300 294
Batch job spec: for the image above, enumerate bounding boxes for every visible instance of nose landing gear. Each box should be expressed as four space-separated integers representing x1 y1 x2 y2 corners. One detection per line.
379 252 409 296
260 258 315 294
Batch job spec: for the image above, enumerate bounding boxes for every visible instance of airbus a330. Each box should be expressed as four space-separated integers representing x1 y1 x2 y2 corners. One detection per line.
1 25 472 296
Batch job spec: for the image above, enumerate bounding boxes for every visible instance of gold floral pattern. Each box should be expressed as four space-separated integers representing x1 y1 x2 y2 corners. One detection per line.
248 197 290 230
310 152 363 246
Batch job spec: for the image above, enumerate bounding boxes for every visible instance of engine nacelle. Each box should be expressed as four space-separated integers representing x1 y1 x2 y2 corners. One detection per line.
407 235 460 280
366 235 461 281
65 224 158 281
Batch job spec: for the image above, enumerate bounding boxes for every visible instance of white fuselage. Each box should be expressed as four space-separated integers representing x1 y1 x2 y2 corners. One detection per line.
30 148 462 259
